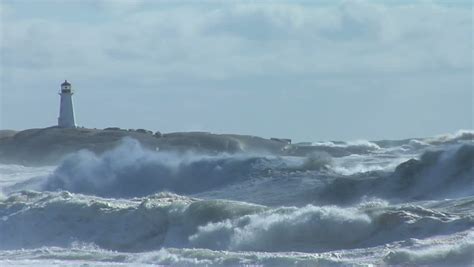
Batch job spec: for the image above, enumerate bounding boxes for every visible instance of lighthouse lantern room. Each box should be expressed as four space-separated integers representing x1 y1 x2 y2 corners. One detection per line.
58 80 77 128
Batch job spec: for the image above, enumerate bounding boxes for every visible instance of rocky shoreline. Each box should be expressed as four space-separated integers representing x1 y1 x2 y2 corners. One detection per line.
0 127 290 166
0 126 403 166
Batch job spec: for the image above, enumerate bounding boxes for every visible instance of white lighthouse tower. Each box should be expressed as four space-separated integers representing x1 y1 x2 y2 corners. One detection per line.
58 80 77 128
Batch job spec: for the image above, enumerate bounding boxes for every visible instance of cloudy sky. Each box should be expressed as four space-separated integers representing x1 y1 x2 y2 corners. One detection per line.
0 0 472 141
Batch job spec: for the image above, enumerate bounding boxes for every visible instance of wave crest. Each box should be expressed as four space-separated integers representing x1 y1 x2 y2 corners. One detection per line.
1 191 472 252
315 144 474 204
41 138 272 197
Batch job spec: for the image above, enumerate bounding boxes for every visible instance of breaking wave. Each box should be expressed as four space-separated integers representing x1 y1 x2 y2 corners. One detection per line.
315 144 474 204
38 138 276 197
0 191 261 252
387 144 474 198
1 191 472 253
424 129 474 145
384 239 474 266
189 202 473 252
311 140 381 151
9 138 471 206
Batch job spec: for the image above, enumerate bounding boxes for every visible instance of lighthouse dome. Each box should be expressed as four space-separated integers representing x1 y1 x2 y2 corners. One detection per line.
61 80 71 86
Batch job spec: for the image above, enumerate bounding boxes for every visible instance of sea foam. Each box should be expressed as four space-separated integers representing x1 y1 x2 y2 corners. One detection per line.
1 190 472 253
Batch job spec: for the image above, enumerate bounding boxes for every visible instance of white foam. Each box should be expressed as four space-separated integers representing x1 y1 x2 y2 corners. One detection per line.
384 233 474 265
0 164 54 190
311 140 381 150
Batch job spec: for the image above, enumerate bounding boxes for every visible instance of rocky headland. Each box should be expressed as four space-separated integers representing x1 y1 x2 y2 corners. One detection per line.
0 127 291 166
0 126 394 166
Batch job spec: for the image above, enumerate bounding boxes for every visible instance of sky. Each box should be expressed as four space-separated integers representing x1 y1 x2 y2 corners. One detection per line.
0 0 472 141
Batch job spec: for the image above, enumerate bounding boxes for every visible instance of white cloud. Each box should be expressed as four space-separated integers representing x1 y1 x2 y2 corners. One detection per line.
0 0 472 139
1 1 471 86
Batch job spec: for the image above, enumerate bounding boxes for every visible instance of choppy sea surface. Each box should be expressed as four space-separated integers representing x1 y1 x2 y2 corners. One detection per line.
0 131 473 266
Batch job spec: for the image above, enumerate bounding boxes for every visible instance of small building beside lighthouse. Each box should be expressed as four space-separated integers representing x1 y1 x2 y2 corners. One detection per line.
58 80 77 128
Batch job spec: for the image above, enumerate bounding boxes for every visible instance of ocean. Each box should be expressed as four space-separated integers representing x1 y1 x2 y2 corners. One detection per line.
0 131 473 266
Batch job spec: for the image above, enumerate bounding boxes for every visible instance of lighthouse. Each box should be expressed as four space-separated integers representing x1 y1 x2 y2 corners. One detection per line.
58 80 77 128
